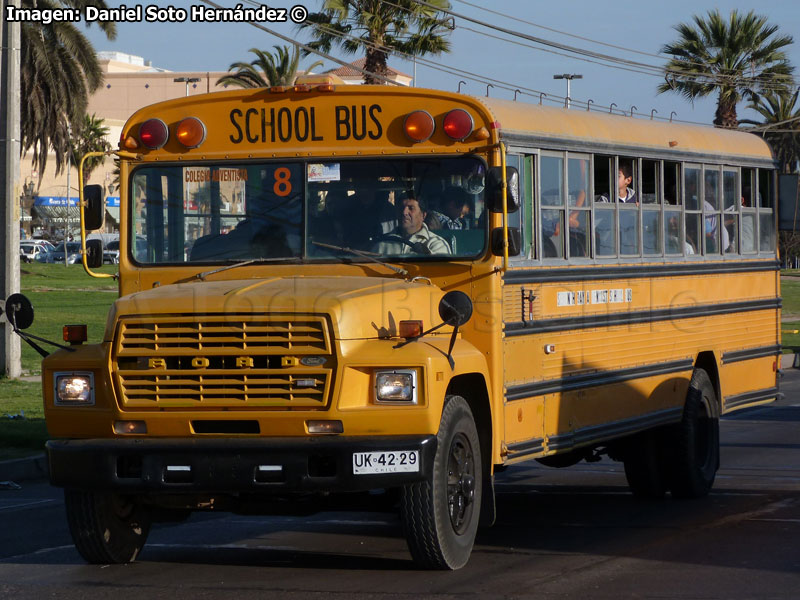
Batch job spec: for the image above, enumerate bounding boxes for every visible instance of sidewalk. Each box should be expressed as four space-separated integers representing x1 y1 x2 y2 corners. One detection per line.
2 355 798 485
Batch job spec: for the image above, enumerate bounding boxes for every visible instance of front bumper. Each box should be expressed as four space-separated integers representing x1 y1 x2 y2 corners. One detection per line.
46 436 436 493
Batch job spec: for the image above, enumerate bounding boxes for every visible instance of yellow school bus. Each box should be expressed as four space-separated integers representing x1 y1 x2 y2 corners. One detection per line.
39 77 780 570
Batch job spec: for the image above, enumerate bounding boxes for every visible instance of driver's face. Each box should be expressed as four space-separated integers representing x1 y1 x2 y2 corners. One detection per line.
400 198 425 235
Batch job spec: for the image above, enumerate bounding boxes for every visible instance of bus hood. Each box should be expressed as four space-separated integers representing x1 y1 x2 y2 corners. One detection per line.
111 276 449 340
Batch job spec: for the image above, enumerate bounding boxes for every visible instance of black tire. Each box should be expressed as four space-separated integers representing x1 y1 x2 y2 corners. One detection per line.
668 368 720 498
622 430 669 499
401 396 482 570
64 490 151 564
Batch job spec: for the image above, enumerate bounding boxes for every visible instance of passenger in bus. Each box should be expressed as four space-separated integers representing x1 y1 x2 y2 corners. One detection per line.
374 193 451 255
598 163 637 203
426 186 471 230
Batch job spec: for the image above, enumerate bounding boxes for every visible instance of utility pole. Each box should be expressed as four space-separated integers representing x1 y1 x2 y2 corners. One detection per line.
64 123 71 266
1 0 22 377
553 73 582 109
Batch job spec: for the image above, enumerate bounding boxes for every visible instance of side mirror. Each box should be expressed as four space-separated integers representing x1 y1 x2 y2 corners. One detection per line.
85 239 104 268
491 227 522 257
2 293 34 330
488 166 520 214
438 290 473 327
83 185 104 231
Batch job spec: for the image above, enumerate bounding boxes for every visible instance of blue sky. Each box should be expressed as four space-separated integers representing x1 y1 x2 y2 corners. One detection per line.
84 0 800 126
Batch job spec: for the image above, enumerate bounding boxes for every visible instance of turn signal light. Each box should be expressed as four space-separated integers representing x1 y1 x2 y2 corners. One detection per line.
399 320 423 338
176 117 206 148
122 135 139 150
63 324 87 344
404 110 435 142
139 118 169 149
306 420 343 435
269 85 289 93
443 109 474 141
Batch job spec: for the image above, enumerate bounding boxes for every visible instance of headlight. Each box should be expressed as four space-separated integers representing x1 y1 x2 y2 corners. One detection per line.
374 369 417 404
54 372 95 405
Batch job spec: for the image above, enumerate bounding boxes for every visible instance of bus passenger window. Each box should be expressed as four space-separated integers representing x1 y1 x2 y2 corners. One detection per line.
593 155 615 256
758 169 775 252
619 209 639 255
664 162 681 205
704 167 722 254
665 210 685 255
568 156 590 258
641 160 660 204
541 155 565 258
685 167 701 211
741 168 757 253
723 169 738 254
642 210 660 255
685 213 700 255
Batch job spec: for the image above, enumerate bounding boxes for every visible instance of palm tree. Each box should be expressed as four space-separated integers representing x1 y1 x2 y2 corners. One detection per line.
217 45 323 89
70 114 112 185
20 0 116 175
657 9 794 128
742 90 800 174
300 0 452 85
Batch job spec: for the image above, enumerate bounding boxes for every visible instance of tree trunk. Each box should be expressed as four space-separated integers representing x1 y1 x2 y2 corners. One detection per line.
364 46 389 85
714 95 738 128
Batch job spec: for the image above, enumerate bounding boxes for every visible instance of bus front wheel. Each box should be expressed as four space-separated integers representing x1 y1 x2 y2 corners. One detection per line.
401 395 482 570
64 489 151 564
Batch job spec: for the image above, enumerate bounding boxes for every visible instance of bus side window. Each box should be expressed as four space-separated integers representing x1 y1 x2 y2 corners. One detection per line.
758 169 776 253
618 157 639 256
540 154 565 258
593 154 616 256
664 161 683 255
741 168 757 253
642 159 661 255
723 169 738 254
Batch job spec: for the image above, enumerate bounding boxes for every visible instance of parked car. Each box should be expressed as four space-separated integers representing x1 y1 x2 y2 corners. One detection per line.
47 241 83 265
103 237 147 264
20 240 54 263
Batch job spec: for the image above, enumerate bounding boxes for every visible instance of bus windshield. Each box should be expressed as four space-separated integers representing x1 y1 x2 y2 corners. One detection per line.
130 156 488 265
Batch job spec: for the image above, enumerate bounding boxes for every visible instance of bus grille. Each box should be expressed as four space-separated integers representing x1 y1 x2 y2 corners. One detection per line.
113 314 334 410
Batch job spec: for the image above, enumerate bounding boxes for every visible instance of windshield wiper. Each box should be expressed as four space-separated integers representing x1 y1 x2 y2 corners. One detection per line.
195 257 297 281
311 241 408 277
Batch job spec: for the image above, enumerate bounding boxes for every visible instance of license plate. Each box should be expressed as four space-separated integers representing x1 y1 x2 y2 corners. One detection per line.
353 450 419 475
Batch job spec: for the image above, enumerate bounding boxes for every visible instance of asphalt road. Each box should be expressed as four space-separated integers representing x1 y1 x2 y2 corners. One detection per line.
2 371 799 599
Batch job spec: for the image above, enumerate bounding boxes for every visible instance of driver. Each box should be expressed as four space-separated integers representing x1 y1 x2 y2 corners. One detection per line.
374 193 451 255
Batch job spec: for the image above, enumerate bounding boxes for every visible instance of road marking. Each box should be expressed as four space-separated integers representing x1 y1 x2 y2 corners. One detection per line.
0 499 54 512
0 545 74 563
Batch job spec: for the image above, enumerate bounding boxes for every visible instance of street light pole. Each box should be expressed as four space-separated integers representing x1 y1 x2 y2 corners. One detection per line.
173 76 201 96
553 73 582 109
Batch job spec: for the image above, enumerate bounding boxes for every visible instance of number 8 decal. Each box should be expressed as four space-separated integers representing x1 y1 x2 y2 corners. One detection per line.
274 167 292 197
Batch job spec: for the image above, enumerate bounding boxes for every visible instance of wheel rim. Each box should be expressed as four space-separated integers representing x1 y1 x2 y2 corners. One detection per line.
447 432 476 534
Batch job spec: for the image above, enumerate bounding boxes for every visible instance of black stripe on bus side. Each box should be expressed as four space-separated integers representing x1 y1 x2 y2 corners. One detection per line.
721 345 782 364
505 438 545 459
503 260 779 285
545 407 685 452
725 387 781 410
506 358 694 401
504 298 781 337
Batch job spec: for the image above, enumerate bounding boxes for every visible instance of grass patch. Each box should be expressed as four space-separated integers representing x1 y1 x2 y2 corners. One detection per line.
782 278 800 318
0 379 47 460
782 321 800 352
21 261 117 291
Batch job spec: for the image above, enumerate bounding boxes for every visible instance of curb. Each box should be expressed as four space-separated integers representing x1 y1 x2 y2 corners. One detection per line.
0 454 48 485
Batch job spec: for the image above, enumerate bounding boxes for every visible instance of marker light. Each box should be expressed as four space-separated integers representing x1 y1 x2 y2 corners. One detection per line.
139 118 169 149
269 85 289 94
176 117 206 148
63 324 88 344
404 110 435 143
399 320 423 338
122 135 139 150
443 109 474 141
114 420 147 434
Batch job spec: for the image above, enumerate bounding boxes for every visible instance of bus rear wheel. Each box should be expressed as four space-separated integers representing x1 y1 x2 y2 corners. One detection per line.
668 368 720 498
64 490 151 564
401 395 482 570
